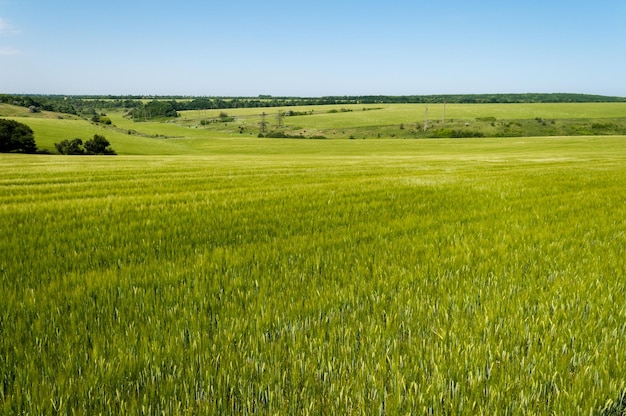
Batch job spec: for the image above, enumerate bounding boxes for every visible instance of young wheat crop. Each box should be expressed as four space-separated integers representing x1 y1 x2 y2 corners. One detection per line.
1 137 626 414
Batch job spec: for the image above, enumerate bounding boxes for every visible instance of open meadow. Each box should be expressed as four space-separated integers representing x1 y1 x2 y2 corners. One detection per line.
3 101 626 152
2 102 626 414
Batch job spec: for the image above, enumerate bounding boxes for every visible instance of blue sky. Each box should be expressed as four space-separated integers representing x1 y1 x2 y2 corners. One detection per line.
1 0 625 96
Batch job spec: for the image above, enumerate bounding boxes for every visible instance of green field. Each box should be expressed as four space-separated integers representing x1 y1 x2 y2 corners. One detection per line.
3 102 626 153
2 102 626 414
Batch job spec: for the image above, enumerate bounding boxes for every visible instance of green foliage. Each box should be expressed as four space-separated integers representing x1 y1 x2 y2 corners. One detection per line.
2 94 625 121
0 118 37 153
90 113 112 125
55 138 85 155
592 122 619 132
430 128 484 138
260 131 327 139
84 134 116 155
261 130 289 138
0 94 78 114
200 114 235 125
55 135 116 155
131 100 178 121
285 110 314 116
328 107 353 114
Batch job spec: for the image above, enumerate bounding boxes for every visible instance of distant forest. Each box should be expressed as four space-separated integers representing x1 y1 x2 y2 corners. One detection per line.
2 93 625 121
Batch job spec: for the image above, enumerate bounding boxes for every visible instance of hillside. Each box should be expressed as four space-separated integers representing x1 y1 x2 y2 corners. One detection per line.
2 101 626 155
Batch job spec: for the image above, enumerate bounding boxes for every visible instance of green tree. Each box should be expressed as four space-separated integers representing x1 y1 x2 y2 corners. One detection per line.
132 100 178 121
55 138 85 155
84 134 116 155
0 119 37 153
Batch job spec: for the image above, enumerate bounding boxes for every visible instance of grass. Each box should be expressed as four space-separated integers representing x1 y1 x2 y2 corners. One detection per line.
180 102 626 140
3 102 626 153
2 135 626 414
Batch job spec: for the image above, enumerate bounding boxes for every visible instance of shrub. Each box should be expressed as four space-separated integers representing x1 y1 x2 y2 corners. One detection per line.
84 134 116 155
430 129 484 138
55 138 85 155
55 135 116 155
264 131 288 138
592 122 618 130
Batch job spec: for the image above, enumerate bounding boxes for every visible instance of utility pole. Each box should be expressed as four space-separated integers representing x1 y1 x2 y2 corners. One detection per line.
442 98 446 124
276 109 283 129
424 106 429 131
259 112 267 134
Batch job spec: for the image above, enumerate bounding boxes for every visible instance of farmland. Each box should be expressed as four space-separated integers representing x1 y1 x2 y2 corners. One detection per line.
2 101 626 414
3 101 626 153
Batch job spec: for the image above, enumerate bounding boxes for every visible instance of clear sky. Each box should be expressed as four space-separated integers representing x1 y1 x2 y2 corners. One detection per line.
1 0 625 97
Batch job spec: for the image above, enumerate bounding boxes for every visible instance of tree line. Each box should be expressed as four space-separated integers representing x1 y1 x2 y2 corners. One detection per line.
2 93 626 121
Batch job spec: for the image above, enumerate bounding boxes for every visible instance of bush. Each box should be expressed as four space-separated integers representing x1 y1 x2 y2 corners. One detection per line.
430 129 484 138
55 135 116 155
264 131 288 138
84 134 116 155
592 122 618 130
0 119 37 153
262 131 327 140
55 138 85 155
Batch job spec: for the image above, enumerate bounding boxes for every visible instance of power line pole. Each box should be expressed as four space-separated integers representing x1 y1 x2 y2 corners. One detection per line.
259 112 267 134
276 109 283 129
442 98 446 124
